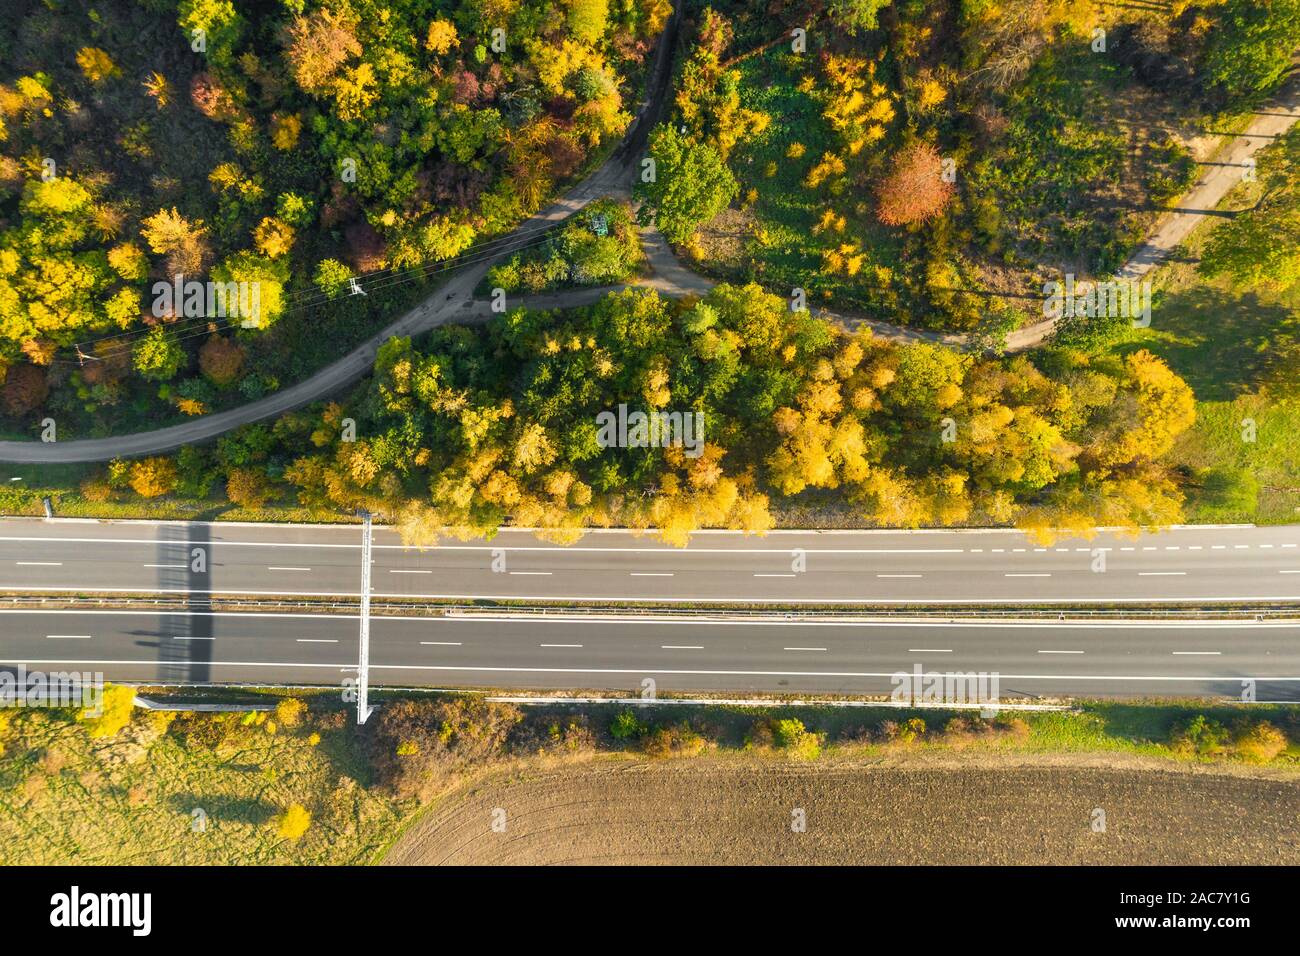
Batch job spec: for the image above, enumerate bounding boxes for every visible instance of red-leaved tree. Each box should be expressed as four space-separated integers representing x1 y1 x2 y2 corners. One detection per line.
874 142 955 227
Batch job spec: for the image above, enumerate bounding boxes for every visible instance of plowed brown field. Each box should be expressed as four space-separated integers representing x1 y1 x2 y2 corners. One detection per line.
385 753 1300 865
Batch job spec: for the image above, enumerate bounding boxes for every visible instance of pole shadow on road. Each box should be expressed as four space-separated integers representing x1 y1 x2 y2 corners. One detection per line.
143 523 213 684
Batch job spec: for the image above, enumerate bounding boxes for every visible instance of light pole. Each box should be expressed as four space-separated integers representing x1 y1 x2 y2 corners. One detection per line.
355 511 375 724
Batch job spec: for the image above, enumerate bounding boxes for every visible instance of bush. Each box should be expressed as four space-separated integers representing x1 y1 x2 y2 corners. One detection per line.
365 698 522 801
1234 720 1288 763
1169 715 1230 757
128 457 178 498
226 467 274 509
609 709 645 740
275 697 307 728
276 804 311 841
641 722 708 758
882 717 927 745
79 684 136 739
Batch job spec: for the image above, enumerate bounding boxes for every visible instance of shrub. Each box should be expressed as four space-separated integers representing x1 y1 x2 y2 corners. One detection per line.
128 457 178 498
883 717 927 745
640 722 707 758
276 804 311 841
365 698 522 801
1234 720 1288 763
275 697 307 728
226 467 274 509
79 684 136 739
609 709 644 740
769 717 823 760
1169 715 1230 757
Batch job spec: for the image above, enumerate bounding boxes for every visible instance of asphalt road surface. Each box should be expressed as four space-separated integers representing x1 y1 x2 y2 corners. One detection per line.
0 607 1295 699
1 519 1298 605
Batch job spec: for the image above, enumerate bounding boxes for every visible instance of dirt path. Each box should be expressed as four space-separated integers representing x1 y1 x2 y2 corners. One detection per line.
385 752 1300 866
1003 70 1300 351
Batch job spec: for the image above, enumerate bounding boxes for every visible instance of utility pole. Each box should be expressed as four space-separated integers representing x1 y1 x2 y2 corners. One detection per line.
355 511 375 724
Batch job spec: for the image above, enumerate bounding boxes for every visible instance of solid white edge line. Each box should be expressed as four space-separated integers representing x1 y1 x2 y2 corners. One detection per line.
0 608 1297 629
6 585 1296 604
9 657 1293 682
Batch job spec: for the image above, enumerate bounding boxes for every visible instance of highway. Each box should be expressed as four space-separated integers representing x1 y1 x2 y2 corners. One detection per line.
1 607 1297 699
1 519 1298 605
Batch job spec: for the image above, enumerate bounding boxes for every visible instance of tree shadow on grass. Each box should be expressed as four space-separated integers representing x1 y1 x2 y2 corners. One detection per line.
1084 700 1300 747
165 793 279 826
1112 286 1295 401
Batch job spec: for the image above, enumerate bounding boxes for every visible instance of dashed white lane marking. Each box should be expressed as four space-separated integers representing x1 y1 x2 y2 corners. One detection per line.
390 569 432 574
1038 650 1084 654
509 571 552 576
754 573 797 577
540 643 582 648
143 564 185 569
662 645 703 650
784 646 827 652
296 638 337 643
269 567 312 572
1006 572 1051 577
420 641 462 646
908 648 952 653
631 572 674 577
1172 651 1221 656
1281 570 1300 574
173 636 214 641
878 574 922 578
1139 571 1187 576
16 561 62 566
46 634 91 640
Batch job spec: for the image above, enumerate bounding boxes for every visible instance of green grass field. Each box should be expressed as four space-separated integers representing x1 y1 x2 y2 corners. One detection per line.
1102 195 1300 525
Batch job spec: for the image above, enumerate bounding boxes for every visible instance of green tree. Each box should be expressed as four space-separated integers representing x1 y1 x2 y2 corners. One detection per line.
1201 0 1300 102
827 0 890 34
633 124 738 246
133 326 184 381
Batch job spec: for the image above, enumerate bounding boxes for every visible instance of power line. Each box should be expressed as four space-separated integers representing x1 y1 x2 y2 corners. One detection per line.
56 217 574 366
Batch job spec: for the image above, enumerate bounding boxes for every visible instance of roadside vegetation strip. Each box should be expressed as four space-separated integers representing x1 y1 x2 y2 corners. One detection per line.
2 684 1295 865
1 594 1299 620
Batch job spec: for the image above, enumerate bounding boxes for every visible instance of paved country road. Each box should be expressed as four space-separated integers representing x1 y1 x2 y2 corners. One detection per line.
1 606 1297 698
1 518 1298 605
1 47 1297 464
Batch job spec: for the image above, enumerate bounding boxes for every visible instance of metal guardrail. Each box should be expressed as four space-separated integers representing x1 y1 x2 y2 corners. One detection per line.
2 593 1298 621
